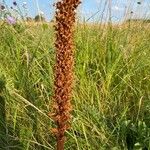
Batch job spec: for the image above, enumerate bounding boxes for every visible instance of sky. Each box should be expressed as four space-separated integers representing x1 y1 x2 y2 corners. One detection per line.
1 0 150 22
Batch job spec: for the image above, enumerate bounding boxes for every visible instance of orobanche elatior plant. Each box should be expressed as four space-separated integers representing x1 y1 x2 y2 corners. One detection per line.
51 0 81 150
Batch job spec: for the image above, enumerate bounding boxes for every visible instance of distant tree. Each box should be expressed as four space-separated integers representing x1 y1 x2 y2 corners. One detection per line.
126 19 150 23
34 14 45 22
26 17 33 22
50 19 55 23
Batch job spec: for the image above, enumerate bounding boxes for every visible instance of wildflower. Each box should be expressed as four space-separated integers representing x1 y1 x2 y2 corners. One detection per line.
6 16 16 25
13 1 17 6
131 11 133 14
52 0 81 149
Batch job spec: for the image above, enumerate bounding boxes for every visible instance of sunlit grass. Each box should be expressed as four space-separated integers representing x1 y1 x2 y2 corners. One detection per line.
0 21 150 149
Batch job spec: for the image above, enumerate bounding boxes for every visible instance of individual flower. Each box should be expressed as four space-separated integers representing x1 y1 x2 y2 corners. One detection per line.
131 11 133 14
6 16 16 25
13 1 17 6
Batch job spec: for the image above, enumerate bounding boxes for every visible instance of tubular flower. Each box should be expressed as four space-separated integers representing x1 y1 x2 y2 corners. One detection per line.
52 0 81 149
6 16 16 25
13 1 17 6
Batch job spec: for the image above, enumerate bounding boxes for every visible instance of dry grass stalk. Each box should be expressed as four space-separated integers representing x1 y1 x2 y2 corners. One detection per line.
52 0 81 150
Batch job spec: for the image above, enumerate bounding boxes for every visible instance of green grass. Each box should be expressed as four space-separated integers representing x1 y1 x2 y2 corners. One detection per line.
0 21 150 150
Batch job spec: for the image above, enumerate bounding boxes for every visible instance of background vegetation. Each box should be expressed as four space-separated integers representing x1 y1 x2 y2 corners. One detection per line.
0 15 150 150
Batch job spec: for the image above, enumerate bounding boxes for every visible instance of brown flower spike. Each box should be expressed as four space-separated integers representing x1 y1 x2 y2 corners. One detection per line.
52 0 81 150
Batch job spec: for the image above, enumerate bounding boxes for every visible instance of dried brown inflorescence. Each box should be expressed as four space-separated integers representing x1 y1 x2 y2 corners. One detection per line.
52 0 81 149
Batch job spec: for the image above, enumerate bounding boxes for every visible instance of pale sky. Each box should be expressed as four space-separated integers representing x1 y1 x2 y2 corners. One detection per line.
1 0 150 22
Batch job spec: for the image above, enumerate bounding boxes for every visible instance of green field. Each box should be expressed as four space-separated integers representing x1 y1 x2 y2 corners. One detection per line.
0 21 150 149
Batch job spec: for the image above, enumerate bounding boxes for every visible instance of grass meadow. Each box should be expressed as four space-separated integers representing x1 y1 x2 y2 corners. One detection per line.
0 20 150 149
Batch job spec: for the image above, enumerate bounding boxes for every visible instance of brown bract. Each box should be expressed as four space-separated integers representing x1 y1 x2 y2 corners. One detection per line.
52 0 81 150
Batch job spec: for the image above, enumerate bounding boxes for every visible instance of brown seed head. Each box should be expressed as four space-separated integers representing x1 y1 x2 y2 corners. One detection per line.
52 0 81 144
